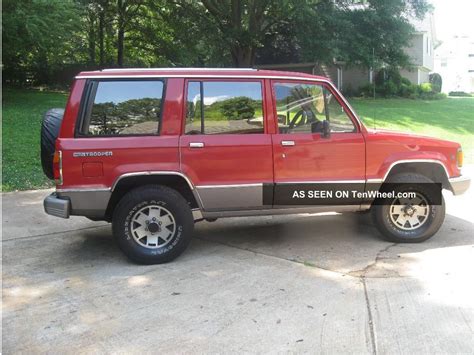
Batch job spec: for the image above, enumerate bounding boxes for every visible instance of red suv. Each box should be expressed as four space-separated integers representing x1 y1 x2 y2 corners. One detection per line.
41 68 470 264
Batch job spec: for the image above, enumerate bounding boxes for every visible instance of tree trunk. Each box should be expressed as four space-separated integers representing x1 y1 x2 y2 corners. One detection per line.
231 45 254 67
117 0 124 67
88 14 96 65
98 5 105 66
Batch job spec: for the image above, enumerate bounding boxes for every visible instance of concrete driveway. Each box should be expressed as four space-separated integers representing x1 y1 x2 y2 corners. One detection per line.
2 183 473 353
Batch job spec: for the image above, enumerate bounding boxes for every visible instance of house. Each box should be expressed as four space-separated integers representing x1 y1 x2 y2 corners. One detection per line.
258 12 436 92
434 36 474 94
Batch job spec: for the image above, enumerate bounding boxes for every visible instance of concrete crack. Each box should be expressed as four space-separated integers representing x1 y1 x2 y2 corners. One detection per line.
348 243 397 277
362 276 377 355
1 224 109 242
195 236 350 276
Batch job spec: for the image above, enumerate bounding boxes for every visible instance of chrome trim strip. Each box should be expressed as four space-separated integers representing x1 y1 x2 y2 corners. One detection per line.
74 75 363 133
56 187 111 193
366 179 384 183
277 180 366 184
100 68 256 72
111 171 195 191
197 183 263 189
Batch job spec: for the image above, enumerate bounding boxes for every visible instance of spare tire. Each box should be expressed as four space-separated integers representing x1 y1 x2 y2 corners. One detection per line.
41 108 65 179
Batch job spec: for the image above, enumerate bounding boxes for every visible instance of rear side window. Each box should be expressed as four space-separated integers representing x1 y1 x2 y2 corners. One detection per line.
81 80 164 136
185 81 264 135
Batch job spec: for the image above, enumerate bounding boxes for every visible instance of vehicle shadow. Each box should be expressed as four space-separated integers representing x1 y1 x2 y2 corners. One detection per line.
8 211 470 277
194 212 474 275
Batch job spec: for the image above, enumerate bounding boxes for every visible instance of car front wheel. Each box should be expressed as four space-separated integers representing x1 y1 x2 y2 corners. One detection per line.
371 173 445 243
112 185 194 264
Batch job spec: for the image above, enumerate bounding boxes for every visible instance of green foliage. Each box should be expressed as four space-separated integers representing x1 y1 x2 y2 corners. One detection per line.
419 83 433 93
219 97 256 120
2 0 82 85
357 68 444 100
2 89 68 191
350 97 474 163
2 0 432 85
449 91 472 97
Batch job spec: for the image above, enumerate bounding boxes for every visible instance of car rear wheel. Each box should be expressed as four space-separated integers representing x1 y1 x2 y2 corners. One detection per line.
112 185 194 264
371 173 445 243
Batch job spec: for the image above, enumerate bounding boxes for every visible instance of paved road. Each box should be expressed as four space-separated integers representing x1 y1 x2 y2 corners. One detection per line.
2 182 473 353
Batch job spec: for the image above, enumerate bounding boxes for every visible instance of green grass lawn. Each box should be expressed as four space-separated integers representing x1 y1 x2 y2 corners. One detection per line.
350 97 474 164
2 89 68 191
1 89 473 191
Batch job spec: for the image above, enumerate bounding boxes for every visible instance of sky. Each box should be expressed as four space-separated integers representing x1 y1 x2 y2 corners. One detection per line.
431 0 474 41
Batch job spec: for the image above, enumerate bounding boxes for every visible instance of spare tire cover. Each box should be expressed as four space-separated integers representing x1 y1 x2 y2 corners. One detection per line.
41 108 65 179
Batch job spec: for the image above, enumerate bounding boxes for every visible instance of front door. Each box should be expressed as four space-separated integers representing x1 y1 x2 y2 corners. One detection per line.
180 79 273 211
271 80 366 206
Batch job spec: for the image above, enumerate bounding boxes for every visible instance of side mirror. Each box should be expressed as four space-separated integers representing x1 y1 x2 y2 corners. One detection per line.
311 121 323 133
322 120 330 138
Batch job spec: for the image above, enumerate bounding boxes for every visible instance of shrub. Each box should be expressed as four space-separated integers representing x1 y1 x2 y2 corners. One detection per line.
356 68 446 100
358 83 376 98
449 91 472 97
342 84 355 97
398 83 417 98
419 82 433 93
381 81 398 97
429 73 442 93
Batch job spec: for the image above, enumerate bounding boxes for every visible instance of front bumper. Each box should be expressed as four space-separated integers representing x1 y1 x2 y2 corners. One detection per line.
44 193 70 218
449 175 471 195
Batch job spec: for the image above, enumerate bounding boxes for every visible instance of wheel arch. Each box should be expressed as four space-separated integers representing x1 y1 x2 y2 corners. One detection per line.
383 161 450 189
105 172 202 221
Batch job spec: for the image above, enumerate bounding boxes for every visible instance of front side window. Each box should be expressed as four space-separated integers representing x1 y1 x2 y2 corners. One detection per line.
185 81 264 135
274 82 355 134
83 80 164 136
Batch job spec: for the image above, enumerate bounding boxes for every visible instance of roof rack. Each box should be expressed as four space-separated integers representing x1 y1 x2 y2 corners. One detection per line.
100 67 257 72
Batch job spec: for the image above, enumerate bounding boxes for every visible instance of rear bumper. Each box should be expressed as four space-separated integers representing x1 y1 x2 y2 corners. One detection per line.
44 193 70 218
449 175 471 195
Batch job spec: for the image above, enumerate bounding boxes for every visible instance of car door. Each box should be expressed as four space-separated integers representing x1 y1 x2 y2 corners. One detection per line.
271 80 366 206
179 79 273 211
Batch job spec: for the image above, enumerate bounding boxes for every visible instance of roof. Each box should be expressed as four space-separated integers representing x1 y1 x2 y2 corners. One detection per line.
75 68 329 81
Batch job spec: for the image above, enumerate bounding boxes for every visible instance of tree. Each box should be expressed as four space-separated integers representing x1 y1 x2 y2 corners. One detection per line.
173 0 313 67
116 0 145 66
2 0 82 84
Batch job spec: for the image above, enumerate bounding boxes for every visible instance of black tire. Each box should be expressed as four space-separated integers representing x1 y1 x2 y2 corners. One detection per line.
41 108 65 179
112 185 194 264
371 173 445 243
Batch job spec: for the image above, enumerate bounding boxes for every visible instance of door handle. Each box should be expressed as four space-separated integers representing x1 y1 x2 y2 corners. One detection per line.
281 140 295 146
189 142 204 148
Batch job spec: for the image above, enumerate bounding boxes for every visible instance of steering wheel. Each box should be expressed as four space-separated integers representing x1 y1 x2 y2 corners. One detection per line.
288 110 308 129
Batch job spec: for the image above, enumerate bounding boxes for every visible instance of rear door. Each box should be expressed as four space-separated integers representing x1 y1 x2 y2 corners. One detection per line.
179 79 273 211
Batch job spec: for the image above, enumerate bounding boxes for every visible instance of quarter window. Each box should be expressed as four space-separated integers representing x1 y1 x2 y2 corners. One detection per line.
185 81 264 135
274 82 355 134
83 80 164 135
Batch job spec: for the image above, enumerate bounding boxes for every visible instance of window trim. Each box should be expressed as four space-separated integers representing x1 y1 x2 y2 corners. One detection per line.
75 78 166 138
270 79 360 134
183 78 266 135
